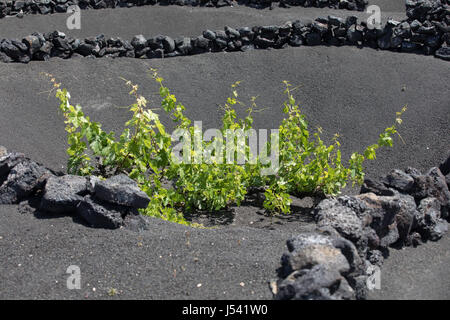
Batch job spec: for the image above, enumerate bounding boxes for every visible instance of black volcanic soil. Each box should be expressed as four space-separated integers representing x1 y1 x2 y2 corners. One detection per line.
0 2 449 299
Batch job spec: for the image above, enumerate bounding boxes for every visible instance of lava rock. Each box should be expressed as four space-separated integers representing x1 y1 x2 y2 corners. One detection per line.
0 160 51 204
274 264 354 300
22 35 42 55
203 29 216 40
305 32 322 45
394 194 417 243
367 249 384 267
193 35 210 50
354 193 400 247
93 174 150 208
415 197 449 241
347 25 363 43
77 42 95 56
409 167 450 218
76 195 128 229
382 169 414 193
161 36 176 53
360 178 396 196
282 233 350 277
131 35 147 51
40 175 89 214
0 152 26 178
289 34 303 46
176 37 193 55
254 36 274 48
314 199 363 241
1 40 23 61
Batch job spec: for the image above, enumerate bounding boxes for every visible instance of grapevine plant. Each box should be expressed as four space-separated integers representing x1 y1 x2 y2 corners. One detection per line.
45 70 406 225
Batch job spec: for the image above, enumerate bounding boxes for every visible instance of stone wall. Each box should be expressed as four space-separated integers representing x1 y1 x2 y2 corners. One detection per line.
1 1 448 62
0 147 151 231
0 0 368 19
272 151 450 300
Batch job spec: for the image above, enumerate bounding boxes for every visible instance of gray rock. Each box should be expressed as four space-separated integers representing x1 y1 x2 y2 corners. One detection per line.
379 224 399 247
76 195 131 229
40 175 89 214
77 42 95 56
347 25 363 43
377 32 392 50
1 40 24 61
289 35 303 46
401 41 419 52
406 231 422 247
286 232 334 252
435 46 450 61
312 22 328 35
405 166 422 176
193 36 210 50
314 199 363 241
275 264 353 300
161 36 175 53
337 195 369 222
0 160 51 204
367 249 384 267
411 167 450 218
22 35 42 55
224 26 240 39
382 169 414 193
347 274 368 300
364 227 380 249
282 236 350 276
354 193 400 247
328 15 344 27
360 178 396 196
130 35 147 51
345 16 358 27
330 235 365 275
254 36 274 48
0 51 13 63
176 37 192 55
86 175 101 193
202 29 216 40
0 151 26 177
306 32 322 45
394 193 417 243
94 174 150 208
410 19 422 31
415 197 448 241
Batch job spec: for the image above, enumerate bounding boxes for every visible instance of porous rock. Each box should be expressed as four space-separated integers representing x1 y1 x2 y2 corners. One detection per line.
382 169 414 193
40 175 89 213
314 199 363 241
274 265 355 300
0 160 51 204
76 195 135 229
94 174 150 208
415 197 448 241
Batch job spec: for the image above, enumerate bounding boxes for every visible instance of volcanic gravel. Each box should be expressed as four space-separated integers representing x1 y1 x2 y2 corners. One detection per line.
0 1 449 299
